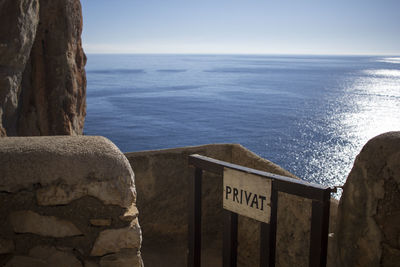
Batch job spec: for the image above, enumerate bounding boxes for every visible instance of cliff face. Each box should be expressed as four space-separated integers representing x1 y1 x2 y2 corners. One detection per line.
0 0 86 136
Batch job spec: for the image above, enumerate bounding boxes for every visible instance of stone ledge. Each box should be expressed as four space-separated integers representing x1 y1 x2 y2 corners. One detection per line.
0 136 135 208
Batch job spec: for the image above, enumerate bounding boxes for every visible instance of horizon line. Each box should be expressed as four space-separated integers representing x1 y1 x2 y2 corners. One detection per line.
83 52 400 57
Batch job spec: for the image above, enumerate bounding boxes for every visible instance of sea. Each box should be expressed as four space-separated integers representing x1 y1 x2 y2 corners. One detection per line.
84 54 400 188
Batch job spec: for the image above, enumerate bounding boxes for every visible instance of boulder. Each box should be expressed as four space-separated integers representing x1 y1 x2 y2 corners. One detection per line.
335 132 400 266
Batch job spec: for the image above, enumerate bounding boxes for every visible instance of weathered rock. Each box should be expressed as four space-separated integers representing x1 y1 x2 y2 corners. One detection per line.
0 136 136 209
335 132 400 266
91 221 142 256
0 0 86 136
29 246 82 267
4 256 46 267
90 219 112 227
99 249 143 267
18 0 86 136
0 0 39 136
0 238 14 254
9 210 82 237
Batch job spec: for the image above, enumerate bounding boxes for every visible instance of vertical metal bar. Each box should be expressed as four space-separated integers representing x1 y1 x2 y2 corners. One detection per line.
309 190 331 267
223 210 238 267
188 167 203 267
261 180 277 267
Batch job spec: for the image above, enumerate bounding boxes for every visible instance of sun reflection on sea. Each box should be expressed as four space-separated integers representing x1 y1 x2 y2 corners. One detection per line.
336 63 400 185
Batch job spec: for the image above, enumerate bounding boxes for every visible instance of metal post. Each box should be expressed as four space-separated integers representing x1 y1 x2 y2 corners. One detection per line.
188 167 202 267
223 210 238 267
309 190 331 267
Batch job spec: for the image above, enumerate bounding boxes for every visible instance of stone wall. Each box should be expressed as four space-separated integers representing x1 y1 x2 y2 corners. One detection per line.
125 144 338 267
0 0 86 137
334 131 400 267
0 136 142 267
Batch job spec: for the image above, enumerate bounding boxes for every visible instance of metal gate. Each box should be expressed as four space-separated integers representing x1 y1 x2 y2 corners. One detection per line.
187 154 335 267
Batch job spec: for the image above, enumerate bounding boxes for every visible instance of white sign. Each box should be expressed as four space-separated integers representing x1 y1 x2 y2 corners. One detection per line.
223 168 271 223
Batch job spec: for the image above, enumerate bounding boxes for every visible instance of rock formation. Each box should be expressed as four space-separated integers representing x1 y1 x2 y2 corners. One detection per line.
335 132 400 266
0 0 86 136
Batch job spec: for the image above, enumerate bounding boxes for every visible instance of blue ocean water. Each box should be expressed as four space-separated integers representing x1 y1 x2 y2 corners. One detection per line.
84 54 400 187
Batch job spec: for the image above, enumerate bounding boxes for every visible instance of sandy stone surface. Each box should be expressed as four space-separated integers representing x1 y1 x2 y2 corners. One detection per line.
9 210 82 237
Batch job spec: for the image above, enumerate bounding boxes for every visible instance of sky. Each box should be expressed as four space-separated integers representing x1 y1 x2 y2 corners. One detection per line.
81 0 400 55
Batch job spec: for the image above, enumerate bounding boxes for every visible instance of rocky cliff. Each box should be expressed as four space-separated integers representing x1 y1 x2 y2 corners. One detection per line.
0 0 86 136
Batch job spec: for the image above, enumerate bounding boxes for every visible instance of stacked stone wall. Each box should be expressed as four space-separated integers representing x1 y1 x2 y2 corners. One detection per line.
0 136 142 267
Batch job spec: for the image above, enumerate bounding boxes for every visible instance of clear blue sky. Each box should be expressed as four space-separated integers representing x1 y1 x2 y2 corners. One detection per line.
81 0 400 55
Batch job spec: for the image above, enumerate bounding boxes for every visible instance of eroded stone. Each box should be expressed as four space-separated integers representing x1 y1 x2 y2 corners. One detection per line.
9 210 82 237
91 222 142 256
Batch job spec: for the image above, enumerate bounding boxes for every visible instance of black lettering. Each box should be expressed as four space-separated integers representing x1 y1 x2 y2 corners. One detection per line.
245 191 252 205
250 194 259 209
233 188 239 202
259 195 266 211
225 186 232 200
240 189 243 204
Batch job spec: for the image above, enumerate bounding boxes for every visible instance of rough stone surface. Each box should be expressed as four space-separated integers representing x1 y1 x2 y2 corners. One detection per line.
0 238 14 254
0 136 136 208
0 0 86 136
9 210 82 237
125 144 338 267
0 0 39 136
335 132 400 267
99 249 143 267
29 246 82 267
36 181 133 208
91 221 142 256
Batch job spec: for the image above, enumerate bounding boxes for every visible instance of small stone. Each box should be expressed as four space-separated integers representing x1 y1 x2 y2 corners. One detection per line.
99 250 143 267
9 210 82 237
90 219 112 227
5 256 46 267
0 238 14 254
120 204 139 221
91 223 142 256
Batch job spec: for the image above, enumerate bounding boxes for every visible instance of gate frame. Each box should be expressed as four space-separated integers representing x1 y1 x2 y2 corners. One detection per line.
187 154 334 267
